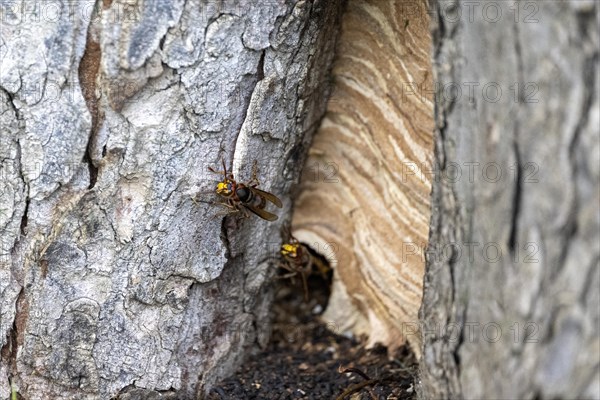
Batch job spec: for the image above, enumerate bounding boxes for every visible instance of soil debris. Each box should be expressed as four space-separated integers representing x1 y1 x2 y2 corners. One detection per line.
208 256 417 399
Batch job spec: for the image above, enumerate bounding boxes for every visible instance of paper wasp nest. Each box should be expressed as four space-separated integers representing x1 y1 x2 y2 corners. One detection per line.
293 0 434 355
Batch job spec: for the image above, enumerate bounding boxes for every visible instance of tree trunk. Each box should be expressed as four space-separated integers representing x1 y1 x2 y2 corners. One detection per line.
419 1 599 399
0 1 342 398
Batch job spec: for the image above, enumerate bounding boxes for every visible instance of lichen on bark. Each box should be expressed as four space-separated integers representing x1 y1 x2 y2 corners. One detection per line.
0 0 343 398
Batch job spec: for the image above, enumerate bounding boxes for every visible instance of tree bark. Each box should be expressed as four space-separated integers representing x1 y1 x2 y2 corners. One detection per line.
0 0 342 398
419 1 599 399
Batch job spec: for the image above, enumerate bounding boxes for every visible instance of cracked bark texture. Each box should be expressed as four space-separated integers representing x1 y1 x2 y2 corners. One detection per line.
419 1 599 399
0 0 342 398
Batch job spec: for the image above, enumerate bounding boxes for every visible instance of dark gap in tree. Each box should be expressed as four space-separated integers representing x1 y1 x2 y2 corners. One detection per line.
83 150 99 190
19 198 29 236
273 240 333 312
508 138 522 253
256 50 266 82
208 240 417 398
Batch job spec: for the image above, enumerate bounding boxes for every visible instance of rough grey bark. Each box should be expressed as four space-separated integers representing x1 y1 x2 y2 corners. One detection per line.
0 0 342 398
419 1 599 399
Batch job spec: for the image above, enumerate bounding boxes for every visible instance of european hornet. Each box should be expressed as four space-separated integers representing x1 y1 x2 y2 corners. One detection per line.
204 158 282 221
277 234 332 301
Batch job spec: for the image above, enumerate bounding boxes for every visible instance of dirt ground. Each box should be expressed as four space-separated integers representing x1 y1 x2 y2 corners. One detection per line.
207 265 418 400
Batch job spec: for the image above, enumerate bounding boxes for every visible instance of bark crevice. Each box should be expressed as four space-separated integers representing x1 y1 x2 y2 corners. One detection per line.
419 2 599 399
1 1 344 397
